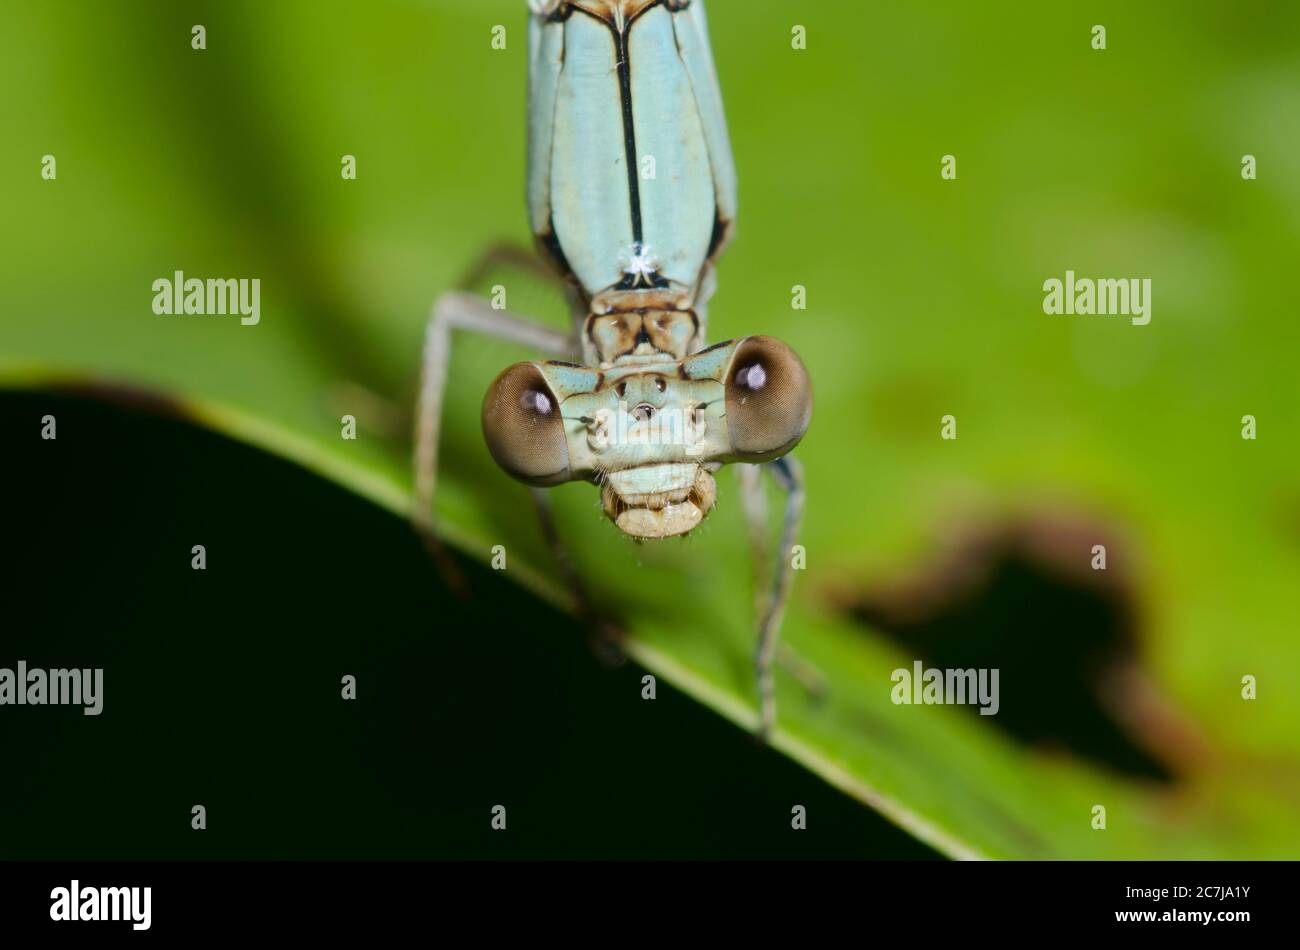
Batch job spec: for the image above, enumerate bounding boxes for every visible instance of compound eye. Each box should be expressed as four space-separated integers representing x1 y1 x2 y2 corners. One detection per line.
724 336 812 461
481 363 571 485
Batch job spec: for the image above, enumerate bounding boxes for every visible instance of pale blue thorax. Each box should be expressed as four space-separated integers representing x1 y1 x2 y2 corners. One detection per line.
527 0 736 341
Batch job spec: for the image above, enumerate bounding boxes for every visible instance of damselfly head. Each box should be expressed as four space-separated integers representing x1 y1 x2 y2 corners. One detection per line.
481 336 811 540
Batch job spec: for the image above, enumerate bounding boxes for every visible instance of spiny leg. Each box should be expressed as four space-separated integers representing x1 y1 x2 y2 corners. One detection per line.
413 290 575 590
741 458 824 715
751 454 807 742
529 488 626 667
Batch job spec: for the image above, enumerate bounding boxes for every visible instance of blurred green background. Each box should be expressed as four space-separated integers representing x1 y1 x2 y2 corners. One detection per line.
2 0 1298 858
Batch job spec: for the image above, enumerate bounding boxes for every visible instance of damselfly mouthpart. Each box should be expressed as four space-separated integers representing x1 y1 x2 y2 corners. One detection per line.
415 0 813 740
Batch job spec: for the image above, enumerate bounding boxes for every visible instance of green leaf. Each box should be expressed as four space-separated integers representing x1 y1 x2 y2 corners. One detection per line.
4 0 1298 858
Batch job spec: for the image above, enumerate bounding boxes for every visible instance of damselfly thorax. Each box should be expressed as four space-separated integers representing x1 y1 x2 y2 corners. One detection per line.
480 0 811 540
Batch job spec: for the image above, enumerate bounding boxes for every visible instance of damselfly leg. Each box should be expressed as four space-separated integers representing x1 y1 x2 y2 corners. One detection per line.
415 249 626 659
413 289 574 591
746 454 819 742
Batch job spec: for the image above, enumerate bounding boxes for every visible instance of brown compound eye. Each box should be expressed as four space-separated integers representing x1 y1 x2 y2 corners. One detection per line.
481 363 571 485
724 336 812 461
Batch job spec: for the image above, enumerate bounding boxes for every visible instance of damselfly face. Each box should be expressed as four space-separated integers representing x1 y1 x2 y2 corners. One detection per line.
482 335 811 539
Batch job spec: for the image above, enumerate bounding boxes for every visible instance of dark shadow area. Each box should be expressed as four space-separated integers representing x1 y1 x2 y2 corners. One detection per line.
835 517 1182 783
0 391 937 859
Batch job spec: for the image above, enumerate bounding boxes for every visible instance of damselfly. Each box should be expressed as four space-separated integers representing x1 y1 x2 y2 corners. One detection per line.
414 0 812 740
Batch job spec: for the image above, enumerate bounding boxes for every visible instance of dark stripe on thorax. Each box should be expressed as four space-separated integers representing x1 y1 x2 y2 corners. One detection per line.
613 19 644 244
572 2 672 286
